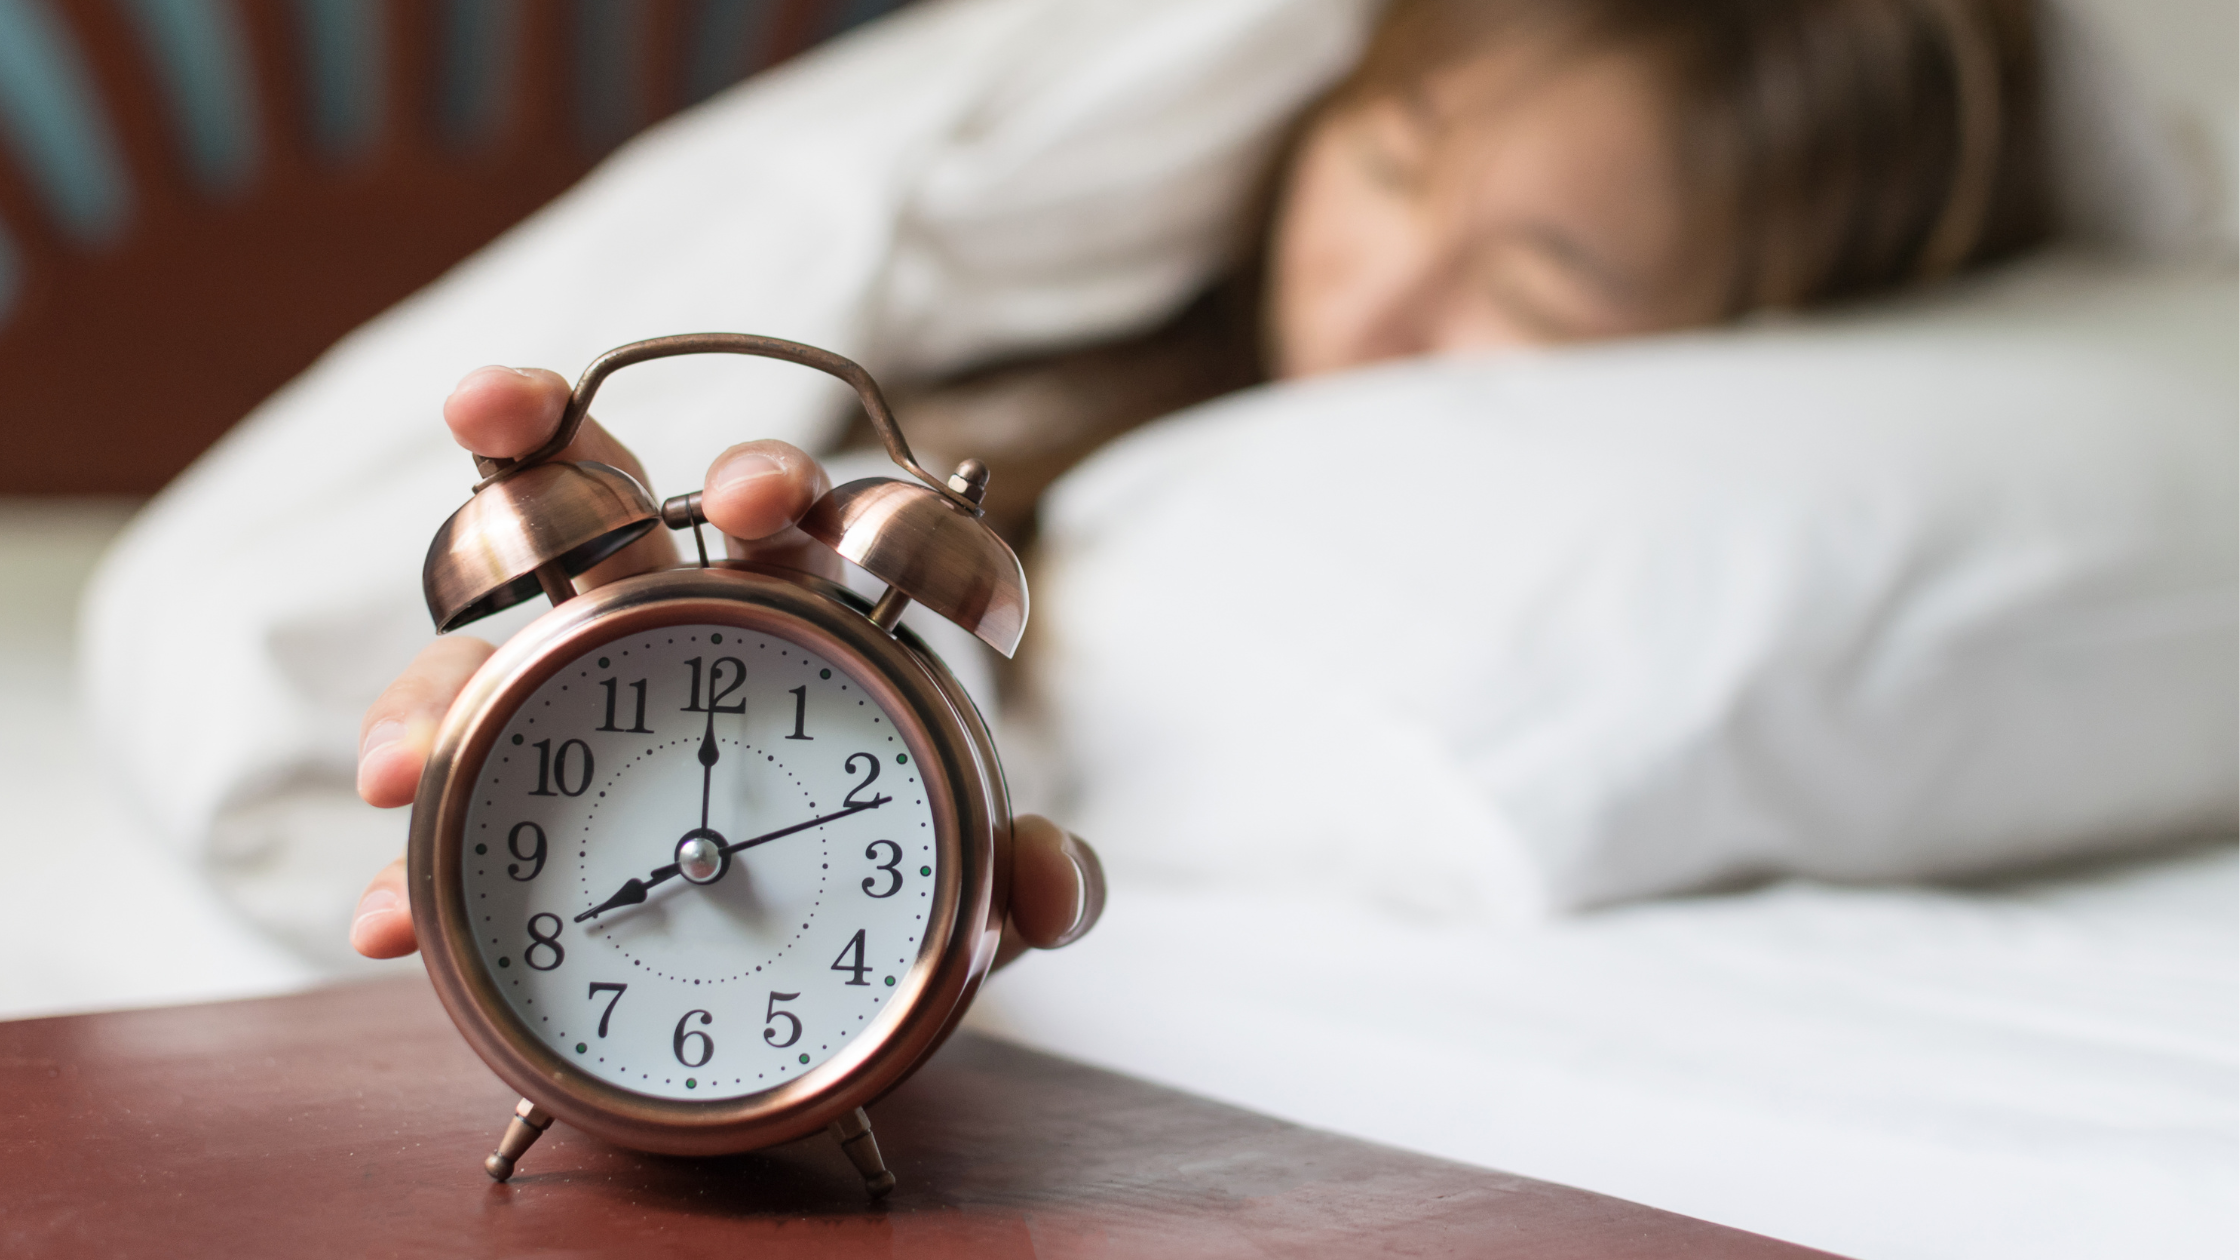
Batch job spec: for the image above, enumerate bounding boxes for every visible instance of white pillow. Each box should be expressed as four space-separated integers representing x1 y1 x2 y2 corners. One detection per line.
2045 0 2237 260
1030 256 2237 916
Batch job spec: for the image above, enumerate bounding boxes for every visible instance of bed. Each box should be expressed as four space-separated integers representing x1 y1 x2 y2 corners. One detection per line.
0 504 2229 1259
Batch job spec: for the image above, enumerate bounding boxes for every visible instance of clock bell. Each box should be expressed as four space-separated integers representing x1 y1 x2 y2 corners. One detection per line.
419 332 1027 657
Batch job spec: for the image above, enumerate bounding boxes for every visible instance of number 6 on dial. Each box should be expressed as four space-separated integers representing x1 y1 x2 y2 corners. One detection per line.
673 1011 714 1068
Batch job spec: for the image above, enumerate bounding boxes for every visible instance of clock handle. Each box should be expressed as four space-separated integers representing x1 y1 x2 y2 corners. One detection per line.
474 333 984 517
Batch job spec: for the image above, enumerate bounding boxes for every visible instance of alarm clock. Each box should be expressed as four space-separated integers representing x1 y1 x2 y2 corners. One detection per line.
408 334 1030 1197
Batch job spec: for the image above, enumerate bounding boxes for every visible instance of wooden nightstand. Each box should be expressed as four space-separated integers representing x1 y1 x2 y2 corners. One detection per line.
0 978 1838 1257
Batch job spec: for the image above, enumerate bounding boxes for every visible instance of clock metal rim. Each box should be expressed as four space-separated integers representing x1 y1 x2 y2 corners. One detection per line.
409 564 1006 1156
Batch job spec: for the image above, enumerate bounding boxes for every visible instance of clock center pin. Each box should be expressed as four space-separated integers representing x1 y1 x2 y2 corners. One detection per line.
675 829 728 885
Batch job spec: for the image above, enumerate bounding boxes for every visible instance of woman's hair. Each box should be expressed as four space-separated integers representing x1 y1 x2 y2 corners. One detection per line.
1335 0 2053 312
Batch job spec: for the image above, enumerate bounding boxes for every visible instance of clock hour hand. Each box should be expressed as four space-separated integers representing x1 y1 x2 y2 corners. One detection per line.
574 862 681 922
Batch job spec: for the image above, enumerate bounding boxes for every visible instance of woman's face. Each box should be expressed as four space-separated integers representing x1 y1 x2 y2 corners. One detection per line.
1268 44 1728 379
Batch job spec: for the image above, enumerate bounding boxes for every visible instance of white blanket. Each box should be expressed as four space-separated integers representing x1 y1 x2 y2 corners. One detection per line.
77 0 1372 961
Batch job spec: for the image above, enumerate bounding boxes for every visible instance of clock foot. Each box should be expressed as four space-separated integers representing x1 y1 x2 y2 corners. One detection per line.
483 1097 555 1181
828 1107 896 1199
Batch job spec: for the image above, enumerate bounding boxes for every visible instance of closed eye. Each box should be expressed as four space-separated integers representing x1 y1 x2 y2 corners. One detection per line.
1346 96 1436 195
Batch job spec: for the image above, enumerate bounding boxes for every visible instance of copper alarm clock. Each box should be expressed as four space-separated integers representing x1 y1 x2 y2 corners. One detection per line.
408 334 1032 1196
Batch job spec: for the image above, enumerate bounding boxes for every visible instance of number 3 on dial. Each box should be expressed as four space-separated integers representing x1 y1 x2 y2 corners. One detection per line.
862 841 903 898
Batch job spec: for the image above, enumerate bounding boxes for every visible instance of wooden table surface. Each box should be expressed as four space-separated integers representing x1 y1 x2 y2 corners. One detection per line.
0 978 1838 1258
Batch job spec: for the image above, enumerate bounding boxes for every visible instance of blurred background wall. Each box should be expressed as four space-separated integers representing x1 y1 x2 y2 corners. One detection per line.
0 0 909 493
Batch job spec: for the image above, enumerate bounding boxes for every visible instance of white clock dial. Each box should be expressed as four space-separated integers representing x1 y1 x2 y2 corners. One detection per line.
460 624 940 1102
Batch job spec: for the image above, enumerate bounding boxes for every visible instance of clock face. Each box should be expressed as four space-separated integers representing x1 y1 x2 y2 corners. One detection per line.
458 623 942 1103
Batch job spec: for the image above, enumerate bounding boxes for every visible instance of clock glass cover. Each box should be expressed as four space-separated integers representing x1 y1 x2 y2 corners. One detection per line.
459 623 941 1102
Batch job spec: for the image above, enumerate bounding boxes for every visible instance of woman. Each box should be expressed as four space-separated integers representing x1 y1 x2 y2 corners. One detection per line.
883 0 2049 542
348 0 2053 961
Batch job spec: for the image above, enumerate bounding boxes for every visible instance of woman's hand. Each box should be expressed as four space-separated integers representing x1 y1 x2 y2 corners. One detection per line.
348 365 1103 966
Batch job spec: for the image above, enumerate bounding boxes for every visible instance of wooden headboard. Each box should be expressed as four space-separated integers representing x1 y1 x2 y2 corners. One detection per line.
0 0 904 494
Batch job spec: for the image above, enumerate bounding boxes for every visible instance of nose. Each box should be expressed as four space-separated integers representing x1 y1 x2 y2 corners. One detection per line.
1324 227 1464 374
1353 269 1451 366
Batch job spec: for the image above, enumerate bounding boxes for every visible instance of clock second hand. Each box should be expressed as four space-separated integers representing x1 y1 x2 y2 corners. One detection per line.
573 796 893 923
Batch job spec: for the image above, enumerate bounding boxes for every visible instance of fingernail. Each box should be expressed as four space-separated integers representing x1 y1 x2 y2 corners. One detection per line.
354 887 400 922
1053 831 1099 948
350 888 402 950
360 719 406 762
709 450 785 496
445 365 531 399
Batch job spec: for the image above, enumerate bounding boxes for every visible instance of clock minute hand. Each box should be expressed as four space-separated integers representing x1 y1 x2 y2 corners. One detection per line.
714 797 887 861
574 799 888 923
697 705 717 829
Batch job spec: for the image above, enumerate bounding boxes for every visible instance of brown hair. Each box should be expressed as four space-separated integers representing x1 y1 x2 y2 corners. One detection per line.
1333 0 2053 313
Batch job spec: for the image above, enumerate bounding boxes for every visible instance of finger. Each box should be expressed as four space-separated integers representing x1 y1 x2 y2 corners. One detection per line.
350 856 417 959
1007 815 1105 950
702 440 826 539
703 440 842 580
358 636 497 808
442 366 571 457
443 366 571 459
442 365 652 479
441 365 677 586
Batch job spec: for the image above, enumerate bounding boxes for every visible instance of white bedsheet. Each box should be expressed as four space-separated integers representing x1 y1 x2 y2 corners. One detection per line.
4 504 2233 1260
966 845 2237 1260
